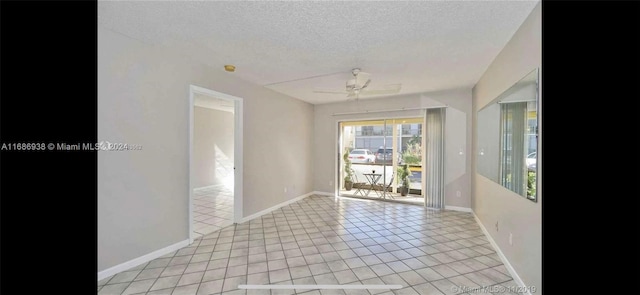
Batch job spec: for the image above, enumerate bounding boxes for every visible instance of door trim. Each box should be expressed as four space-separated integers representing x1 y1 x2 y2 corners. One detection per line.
188 85 243 244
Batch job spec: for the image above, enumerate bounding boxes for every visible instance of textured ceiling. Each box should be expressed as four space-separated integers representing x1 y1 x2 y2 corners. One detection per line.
98 1 539 105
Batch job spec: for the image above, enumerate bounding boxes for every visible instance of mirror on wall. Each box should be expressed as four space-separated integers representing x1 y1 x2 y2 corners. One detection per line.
477 68 538 202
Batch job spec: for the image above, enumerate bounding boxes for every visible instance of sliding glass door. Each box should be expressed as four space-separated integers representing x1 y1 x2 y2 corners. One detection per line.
398 118 423 196
339 117 425 203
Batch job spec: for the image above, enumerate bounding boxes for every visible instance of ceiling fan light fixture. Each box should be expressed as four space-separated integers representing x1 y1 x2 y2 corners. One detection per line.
346 79 356 90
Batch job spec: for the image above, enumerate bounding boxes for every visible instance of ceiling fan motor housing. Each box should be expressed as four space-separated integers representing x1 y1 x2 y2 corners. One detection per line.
312 68 399 99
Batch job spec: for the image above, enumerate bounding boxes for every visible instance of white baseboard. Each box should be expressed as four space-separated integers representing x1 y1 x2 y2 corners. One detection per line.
472 211 531 295
98 239 190 281
311 191 336 197
193 184 223 192
238 192 315 224
445 205 472 212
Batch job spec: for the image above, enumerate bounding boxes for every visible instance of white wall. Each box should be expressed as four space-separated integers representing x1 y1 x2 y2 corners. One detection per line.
193 106 234 188
471 2 541 292
98 26 314 272
313 88 473 208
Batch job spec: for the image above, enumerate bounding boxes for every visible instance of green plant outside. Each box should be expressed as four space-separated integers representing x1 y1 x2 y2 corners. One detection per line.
402 141 421 165
402 154 420 165
397 163 411 188
527 171 536 198
343 147 353 184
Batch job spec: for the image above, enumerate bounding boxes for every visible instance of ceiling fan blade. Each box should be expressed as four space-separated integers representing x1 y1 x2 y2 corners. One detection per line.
361 79 371 90
313 89 348 94
355 72 371 86
360 89 401 96
264 70 347 86
357 71 371 79
360 84 402 96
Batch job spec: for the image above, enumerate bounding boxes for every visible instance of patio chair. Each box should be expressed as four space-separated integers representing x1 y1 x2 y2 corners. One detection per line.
372 171 395 199
386 171 395 199
351 169 368 196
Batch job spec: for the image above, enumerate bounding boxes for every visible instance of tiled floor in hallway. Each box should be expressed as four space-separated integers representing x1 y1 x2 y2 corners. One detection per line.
193 185 234 238
98 195 517 295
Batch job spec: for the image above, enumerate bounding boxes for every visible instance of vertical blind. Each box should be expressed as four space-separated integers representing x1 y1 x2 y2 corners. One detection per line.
424 108 445 209
500 102 527 196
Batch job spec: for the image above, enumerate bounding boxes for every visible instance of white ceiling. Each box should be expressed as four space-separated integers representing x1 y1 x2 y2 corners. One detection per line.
98 1 539 105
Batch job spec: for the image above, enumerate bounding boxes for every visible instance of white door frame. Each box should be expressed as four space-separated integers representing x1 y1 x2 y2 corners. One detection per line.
188 85 243 244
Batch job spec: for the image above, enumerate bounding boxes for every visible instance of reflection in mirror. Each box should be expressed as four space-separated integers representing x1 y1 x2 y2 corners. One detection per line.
477 69 538 201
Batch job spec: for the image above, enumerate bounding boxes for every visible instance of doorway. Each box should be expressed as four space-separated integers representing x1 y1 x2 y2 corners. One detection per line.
189 85 243 243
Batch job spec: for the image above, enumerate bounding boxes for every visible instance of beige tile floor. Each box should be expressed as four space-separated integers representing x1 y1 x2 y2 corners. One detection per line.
193 185 234 239
338 191 424 206
98 195 516 295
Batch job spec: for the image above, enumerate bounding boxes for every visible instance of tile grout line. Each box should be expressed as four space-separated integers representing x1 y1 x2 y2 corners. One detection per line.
191 232 217 295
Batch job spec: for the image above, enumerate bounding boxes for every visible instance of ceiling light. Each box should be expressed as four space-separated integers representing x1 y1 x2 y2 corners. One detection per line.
224 65 236 72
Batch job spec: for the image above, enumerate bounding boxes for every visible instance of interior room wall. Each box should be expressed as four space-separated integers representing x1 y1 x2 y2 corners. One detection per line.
471 2 541 292
193 106 234 188
98 26 314 272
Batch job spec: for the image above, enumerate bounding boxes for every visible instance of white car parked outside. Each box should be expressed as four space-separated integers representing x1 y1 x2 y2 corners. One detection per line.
527 152 537 171
348 149 376 164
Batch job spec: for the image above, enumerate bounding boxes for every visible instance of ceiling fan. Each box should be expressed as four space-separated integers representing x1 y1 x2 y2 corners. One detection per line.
313 68 401 99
